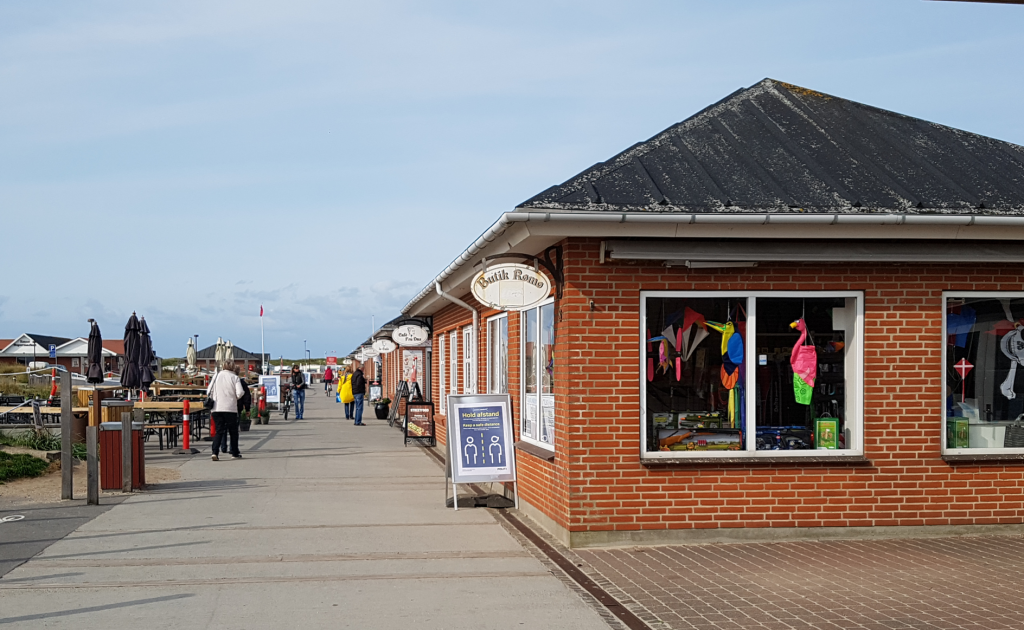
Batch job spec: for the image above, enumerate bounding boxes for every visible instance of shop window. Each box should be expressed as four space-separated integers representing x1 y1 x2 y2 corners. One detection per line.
521 300 555 450
438 335 446 412
488 315 509 394
641 292 862 459
463 327 474 394
944 294 1024 453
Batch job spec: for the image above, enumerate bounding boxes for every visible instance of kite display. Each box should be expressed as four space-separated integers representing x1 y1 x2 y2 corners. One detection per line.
790 318 817 405
999 325 1024 400
705 319 744 427
946 306 976 348
953 358 973 403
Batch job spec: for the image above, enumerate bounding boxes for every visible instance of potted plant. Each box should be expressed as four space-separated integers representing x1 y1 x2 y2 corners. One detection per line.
240 408 253 432
373 397 391 420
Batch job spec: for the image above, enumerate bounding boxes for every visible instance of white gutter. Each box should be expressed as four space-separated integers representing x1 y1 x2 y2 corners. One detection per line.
402 210 1024 314
435 281 478 395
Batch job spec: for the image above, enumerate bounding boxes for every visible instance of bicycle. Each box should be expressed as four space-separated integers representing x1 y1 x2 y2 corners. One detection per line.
282 388 293 420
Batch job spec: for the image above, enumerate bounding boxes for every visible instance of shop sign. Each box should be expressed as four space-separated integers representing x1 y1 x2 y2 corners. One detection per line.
326 356 337 366
392 324 430 347
354 350 366 362
372 338 397 354
471 263 550 311
405 402 436 447
363 346 380 358
447 394 516 483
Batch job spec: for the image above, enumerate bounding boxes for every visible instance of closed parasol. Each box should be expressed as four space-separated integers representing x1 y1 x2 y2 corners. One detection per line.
122 312 142 390
226 340 235 364
86 320 105 384
215 337 226 369
186 338 197 375
139 317 155 391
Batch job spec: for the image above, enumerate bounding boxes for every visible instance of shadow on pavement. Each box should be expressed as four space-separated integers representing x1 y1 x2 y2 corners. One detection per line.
0 594 194 625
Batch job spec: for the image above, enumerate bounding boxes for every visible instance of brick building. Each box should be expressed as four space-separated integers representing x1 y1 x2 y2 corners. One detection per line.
399 79 1024 547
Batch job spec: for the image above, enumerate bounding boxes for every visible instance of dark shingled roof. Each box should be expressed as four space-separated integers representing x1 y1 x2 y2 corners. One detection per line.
518 79 1024 215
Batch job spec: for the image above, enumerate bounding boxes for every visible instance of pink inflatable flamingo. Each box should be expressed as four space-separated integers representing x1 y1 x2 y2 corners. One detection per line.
790 318 817 405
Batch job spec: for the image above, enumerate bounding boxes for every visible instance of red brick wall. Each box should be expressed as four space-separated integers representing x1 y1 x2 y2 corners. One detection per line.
559 237 1024 534
429 296 571 529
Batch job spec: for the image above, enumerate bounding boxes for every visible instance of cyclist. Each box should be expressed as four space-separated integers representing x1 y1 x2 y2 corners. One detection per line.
324 365 334 396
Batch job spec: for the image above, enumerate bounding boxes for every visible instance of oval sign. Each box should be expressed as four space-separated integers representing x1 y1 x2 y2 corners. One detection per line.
392 324 430 347
354 350 366 362
372 338 397 354
471 263 550 311
362 346 380 358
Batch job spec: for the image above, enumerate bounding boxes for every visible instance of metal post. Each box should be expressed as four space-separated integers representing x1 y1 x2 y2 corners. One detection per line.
121 411 133 492
86 426 99 505
60 371 73 500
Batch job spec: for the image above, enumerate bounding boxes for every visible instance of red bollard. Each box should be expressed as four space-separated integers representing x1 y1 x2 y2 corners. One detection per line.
179 399 199 454
259 386 266 413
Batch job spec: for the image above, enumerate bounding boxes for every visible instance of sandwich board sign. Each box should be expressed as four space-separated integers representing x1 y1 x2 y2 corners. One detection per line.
445 393 517 510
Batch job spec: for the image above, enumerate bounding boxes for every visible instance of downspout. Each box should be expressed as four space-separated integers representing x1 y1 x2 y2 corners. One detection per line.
436 281 479 394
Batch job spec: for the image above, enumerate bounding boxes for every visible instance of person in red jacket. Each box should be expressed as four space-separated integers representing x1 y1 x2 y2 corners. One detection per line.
323 366 334 396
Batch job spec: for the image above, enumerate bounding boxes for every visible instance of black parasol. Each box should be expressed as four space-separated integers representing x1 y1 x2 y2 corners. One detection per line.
139 317 155 391
122 312 142 390
86 319 104 384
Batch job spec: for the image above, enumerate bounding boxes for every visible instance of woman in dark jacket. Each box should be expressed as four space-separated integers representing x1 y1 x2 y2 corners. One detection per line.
351 368 366 426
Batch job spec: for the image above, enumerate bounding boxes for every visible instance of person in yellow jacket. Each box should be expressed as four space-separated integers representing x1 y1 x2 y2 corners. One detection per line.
339 367 355 420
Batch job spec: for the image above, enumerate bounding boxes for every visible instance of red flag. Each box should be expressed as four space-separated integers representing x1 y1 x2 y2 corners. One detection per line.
260 305 264 317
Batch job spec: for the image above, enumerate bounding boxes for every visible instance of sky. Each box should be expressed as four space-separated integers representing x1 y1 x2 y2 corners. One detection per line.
1 0 1022 360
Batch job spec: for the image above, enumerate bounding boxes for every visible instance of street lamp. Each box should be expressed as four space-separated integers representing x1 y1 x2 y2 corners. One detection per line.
303 339 307 364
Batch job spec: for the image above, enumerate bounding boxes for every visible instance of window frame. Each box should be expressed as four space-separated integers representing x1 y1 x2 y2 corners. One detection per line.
438 335 446 413
520 298 556 452
941 291 1024 456
449 330 458 398
487 314 509 395
640 290 865 461
462 326 474 394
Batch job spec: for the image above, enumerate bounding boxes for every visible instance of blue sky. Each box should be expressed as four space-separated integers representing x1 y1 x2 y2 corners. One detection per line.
1 0 1022 360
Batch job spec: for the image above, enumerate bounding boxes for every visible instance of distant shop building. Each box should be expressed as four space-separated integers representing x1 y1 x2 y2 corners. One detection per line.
399 79 1024 547
195 344 269 373
0 333 125 374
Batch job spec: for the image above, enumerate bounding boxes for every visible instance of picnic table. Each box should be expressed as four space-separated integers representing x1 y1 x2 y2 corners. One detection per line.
134 401 210 440
0 406 90 424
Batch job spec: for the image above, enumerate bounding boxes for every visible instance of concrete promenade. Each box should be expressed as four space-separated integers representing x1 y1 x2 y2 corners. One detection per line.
0 392 610 629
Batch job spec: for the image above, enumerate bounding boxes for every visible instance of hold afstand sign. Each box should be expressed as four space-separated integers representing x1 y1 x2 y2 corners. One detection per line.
446 394 517 510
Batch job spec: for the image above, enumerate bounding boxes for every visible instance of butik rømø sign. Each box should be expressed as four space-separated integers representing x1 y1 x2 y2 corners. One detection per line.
372 338 397 354
471 263 550 311
362 346 380 358
392 324 430 347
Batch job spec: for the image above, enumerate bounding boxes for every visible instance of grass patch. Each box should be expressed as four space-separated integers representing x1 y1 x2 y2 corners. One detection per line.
0 430 86 459
0 450 50 483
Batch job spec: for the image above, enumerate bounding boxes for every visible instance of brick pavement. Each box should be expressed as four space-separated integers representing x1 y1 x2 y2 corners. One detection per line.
559 535 1024 630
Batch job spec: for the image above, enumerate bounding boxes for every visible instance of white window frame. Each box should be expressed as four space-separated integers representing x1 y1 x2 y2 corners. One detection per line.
462 326 474 394
942 291 1024 456
449 330 458 398
640 291 865 460
487 314 509 394
520 298 556 451
438 335 446 413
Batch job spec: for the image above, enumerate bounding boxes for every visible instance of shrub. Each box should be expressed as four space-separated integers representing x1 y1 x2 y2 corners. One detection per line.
0 451 50 483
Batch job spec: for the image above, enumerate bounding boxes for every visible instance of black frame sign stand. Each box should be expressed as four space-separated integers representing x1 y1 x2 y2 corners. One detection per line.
387 381 409 428
445 394 518 511
404 401 436 447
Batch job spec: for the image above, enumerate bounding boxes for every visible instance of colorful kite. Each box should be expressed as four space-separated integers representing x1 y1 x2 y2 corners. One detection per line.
954 358 973 403
790 318 817 405
706 319 744 426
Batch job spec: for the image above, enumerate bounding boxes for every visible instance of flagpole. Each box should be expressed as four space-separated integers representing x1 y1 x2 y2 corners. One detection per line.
260 305 265 375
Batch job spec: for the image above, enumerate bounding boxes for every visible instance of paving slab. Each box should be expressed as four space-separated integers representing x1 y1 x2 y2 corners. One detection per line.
0 391 611 629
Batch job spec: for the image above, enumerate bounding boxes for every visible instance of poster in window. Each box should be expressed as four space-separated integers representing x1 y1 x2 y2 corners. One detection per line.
403 349 423 395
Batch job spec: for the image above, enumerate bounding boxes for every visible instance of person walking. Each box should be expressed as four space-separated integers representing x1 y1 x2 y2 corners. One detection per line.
324 365 334 396
290 365 307 419
339 367 355 420
208 361 245 460
236 366 253 425
351 365 366 426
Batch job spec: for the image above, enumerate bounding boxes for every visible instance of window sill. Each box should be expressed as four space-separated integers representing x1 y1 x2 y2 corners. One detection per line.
641 454 871 466
515 441 555 462
943 453 1024 464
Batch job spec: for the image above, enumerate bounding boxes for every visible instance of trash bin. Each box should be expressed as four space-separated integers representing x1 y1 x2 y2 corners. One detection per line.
100 399 134 424
99 421 145 490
